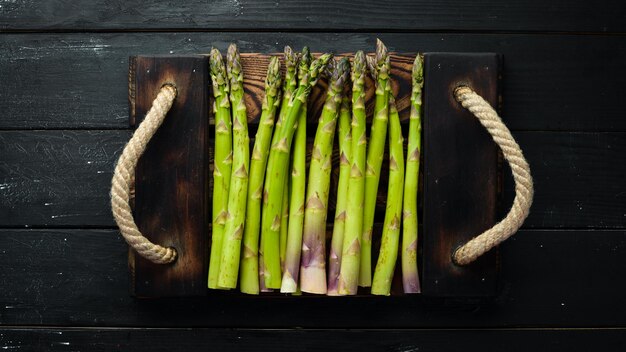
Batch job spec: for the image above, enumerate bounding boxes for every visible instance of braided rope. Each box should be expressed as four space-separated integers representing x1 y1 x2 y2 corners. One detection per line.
453 86 534 265
111 84 178 264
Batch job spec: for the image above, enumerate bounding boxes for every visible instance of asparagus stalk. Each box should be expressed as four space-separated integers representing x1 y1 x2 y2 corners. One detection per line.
279 48 313 293
371 95 404 296
280 48 310 275
239 56 282 295
281 106 307 292
260 47 299 291
338 51 367 295
402 54 423 293
279 175 290 271
218 44 250 288
208 48 232 289
298 58 350 294
261 52 333 289
360 39 391 287
327 93 352 296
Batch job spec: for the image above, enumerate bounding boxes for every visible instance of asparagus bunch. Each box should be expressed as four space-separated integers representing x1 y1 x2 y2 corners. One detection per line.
338 51 367 295
261 52 333 289
360 39 391 287
298 58 350 294
371 95 405 295
218 44 250 288
327 93 352 296
402 54 423 293
208 48 233 289
239 56 282 294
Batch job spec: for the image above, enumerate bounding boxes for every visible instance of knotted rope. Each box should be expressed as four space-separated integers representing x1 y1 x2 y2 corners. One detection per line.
453 86 534 265
111 84 178 264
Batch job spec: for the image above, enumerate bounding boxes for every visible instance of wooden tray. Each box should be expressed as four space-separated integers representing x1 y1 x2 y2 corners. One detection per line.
127 52 501 298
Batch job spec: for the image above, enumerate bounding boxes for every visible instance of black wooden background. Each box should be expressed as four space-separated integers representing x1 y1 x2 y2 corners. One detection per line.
1 1 626 350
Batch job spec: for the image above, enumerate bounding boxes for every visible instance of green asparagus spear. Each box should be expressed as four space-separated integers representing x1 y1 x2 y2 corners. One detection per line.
371 95 404 295
360 39 391 287
327 93 352 296
281 106 307 292
280 48 311 277
261 52 333 289
402 54 423 293
280 175 290 271
279 48 313 293
208 48 232 289
338 51 367 295
299 58 350 294
260 47 299 292
218 44 250 288
239 56 282 295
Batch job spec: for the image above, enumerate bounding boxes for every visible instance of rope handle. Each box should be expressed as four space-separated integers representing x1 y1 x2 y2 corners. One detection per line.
452 86 534 265
111 84 178 264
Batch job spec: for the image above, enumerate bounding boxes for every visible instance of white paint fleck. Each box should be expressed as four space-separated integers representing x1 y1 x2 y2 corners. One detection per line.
169 50 174 54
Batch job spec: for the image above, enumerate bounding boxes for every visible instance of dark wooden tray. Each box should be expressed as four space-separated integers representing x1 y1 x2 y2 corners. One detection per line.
128 52 501 298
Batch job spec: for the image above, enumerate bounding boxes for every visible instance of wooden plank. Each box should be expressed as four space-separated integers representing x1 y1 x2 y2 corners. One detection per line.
1 131 624 229
0 130 129 227
1 33 625 131
1 229 626 327
131 55 210 297
421 53 500 297
0 0 624 32
1 327 625 352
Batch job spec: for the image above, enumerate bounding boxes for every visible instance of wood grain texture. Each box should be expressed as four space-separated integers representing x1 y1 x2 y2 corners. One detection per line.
131 56 210 297
0 0 624 32
421 53 500 297
2 229 626 327
1 33 625 131
1 327 625 352
1 131 624 229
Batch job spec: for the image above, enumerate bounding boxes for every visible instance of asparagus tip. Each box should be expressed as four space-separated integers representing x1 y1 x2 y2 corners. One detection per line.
412 54 424 86
284 46 298 68
332 57 350 92
226 43 243 88
267 56 282 87
352 51 366 80
375 38 388 65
